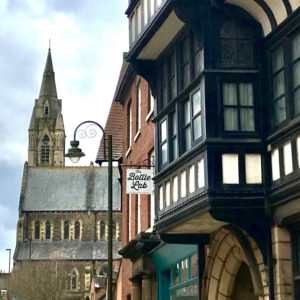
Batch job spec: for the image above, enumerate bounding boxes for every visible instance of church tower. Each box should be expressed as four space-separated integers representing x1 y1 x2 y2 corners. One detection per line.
28 48 65 167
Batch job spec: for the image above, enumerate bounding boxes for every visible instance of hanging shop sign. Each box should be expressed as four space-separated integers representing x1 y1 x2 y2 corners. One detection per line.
126 168 153 194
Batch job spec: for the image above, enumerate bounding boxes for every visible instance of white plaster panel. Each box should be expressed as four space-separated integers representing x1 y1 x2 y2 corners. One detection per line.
138 11 184 59
289 0 300 11
265 0 287 24
226 0 272 35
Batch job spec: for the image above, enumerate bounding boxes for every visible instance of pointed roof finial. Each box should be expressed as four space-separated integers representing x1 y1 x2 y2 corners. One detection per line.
49 39 51 50
39 47 57 98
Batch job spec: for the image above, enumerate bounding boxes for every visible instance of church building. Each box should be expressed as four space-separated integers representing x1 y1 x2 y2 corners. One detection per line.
11 49 122 300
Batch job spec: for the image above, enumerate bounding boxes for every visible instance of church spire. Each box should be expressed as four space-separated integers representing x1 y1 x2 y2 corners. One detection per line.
39 48 57 98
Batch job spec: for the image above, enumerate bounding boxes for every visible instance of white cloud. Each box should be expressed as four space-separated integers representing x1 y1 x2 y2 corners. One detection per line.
0 0 129 267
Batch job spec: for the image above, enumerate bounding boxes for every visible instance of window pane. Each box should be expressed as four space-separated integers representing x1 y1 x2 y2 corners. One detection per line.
192 89 201 115
161 120 167 141
271 149 280 181
184 101 191 125
180 171 187 198
161 142 168 165
172 137 178 160
294 89 300 115
223 84 237 105
284 142 293 175
245 154 262 184
274 97 286 124
173 176 178 203
150 0 155 16
240 108 255 132
144 0 148 25
166 181 171 207
198 159 205 188
185 126 192 150
137 5 142 34
297 137 300 168
193 115 202 140
131 14 136 43
159 186 164 210
239 83 253 106
293 61 300 88
191 254 198 278
222 154 239 184
224 108 238 131
292 33 300 60
273 71 285 98
189 165 195 193
272 47 284 73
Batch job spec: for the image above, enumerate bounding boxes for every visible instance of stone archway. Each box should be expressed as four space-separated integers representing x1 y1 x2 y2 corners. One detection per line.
206 228 268 300
232 263 258 300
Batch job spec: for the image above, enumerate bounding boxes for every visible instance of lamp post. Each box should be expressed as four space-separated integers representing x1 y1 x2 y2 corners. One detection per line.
5 249 11 273
65 120 113 300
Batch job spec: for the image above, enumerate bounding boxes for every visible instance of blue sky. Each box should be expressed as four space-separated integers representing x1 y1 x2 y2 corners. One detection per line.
0 0 128 272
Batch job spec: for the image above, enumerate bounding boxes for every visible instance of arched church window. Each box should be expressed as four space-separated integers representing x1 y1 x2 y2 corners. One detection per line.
45 221 51 240
75 221 81 240
112 221 116 240
40 135 50 164
70 269 79 290
44 105 49 116
100 220 106 240
34 221 40 240
64 220 70 240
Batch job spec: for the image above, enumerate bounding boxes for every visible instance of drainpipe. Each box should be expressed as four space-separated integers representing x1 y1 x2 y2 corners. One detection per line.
264 150 275 300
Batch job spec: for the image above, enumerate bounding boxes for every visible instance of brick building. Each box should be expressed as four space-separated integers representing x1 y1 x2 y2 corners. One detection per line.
97 58 155 300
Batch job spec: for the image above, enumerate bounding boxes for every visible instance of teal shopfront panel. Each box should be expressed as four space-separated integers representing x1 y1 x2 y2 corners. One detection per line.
151 244 199 300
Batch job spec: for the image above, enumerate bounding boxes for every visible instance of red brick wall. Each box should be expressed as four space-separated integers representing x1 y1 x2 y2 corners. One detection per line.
120 76 155 300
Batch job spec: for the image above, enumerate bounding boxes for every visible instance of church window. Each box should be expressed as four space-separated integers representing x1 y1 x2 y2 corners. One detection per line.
41 135 50 164
34 221 40 240
75 221 81 240
64 220 70 240
44 105 49 116
69 269 79 290
112 221 117 240
100 220 106 240
45 221 51 240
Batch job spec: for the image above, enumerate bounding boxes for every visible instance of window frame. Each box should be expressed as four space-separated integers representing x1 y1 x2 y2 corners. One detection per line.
222 81 256 134
183 86 203 152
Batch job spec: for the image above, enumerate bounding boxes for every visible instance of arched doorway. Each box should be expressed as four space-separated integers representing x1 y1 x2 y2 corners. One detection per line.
232 263 258 300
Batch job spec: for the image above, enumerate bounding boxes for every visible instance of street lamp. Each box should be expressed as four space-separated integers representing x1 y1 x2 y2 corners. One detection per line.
65 120 113 300
5 249 11 273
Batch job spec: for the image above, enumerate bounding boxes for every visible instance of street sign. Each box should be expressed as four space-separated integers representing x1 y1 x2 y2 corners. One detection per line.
126 168 153 194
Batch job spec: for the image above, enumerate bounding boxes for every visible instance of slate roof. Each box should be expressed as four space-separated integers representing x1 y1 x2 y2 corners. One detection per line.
96 102 124 163
21 166 121 212
14 240 122 261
